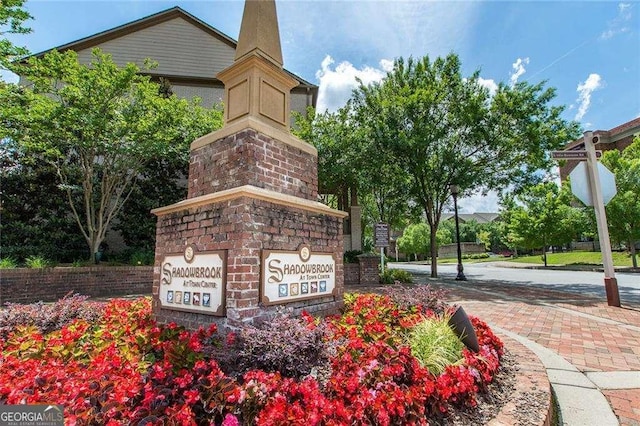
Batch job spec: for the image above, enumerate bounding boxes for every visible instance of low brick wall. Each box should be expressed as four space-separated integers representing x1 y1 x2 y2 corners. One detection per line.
344 263 359 285
0 266 153 305
344 255 381 287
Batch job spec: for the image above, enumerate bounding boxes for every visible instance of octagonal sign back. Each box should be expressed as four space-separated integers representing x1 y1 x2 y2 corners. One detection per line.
569 162 617 207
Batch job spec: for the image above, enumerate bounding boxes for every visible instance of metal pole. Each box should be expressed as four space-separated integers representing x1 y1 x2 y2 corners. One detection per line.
380 247 385 275
453 191 467 281
584 131 620 306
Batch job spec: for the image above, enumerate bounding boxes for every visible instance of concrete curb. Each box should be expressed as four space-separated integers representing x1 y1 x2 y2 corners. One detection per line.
492 325 619 426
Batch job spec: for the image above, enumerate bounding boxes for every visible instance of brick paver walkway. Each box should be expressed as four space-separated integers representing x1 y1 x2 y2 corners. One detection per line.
426 277 640 426
352 274 640 425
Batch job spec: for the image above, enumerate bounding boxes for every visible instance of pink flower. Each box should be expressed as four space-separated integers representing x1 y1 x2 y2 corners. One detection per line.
221 413 240 426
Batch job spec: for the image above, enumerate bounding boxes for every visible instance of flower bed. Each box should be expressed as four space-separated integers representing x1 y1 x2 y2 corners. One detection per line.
0 290 503 425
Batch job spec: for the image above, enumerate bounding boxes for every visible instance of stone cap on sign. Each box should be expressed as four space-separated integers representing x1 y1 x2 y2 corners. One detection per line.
151 184 349 218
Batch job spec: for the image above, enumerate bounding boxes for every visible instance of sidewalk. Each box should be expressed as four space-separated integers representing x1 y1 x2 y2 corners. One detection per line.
419 276 640 426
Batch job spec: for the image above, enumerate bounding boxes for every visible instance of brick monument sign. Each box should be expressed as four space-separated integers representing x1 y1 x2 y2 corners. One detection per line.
151 0 347 329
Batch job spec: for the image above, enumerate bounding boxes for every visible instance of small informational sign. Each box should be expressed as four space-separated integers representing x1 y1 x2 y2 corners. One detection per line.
261 245 337 306
159 245 226 316
375 222 390 248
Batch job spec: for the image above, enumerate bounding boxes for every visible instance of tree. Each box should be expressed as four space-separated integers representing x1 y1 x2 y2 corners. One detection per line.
477 221 508 253
0 0 31 72
352 54 580 276
1 49 223 260
505 182 584 266
294 105 417 247
397 223 430 261
601 136 640 267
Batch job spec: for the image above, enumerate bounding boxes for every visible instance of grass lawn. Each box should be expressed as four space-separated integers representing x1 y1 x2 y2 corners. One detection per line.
435 251 635 267
505 251 634 267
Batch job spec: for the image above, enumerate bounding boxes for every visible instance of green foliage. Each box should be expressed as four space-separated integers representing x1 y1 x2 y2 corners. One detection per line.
399 221 454 260
351 54 580 278
601 136 640 268
293 105 417 238
0 142 87 262
1 49 222 259
507 251 633 267
380 268 414 284
0 257 18 269
343 250 363 264
505 182 587 265
397 222 431 260
24 255 52 268
462 253 490 260
476 220 509 253
407 316 464 375
0 0 32 71
127 249 155 266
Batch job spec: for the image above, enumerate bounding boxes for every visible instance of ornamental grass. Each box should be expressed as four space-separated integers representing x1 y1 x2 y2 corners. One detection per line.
0 290 503 425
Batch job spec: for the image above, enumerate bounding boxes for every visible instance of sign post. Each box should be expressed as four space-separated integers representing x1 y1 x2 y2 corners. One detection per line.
375 223 390 274
582 131 620 306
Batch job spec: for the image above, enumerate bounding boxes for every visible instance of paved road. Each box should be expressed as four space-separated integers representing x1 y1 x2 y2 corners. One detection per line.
389 261 640 305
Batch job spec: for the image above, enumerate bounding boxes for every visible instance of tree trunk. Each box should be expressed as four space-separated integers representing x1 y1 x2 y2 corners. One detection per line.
430 224 438 278
630 239 638 269
543 238 548 267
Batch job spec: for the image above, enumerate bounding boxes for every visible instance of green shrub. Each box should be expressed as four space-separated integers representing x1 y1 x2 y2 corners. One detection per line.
24 255 52 268
343 250 363 264
407 315 464 375
0 257 18 269
128 249 155 266
380 268 414 284
462 252 490 260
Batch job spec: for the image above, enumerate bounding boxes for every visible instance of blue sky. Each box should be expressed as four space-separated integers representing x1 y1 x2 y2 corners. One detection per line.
3 0 639 212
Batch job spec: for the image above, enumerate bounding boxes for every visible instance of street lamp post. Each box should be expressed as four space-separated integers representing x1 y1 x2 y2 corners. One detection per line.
449 185 467 281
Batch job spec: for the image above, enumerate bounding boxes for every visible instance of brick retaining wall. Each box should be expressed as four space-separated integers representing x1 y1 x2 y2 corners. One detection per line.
0 266 153 305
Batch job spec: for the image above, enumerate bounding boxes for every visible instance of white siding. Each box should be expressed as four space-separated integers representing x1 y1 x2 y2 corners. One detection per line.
76 17 235 78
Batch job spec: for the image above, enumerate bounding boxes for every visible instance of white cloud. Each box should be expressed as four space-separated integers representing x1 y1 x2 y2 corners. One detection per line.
575 73 604 121
600 2 633 40
509 57 529 86
380 59 395 73
456 191 501 214
478 77 498 96
315 55 390 113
